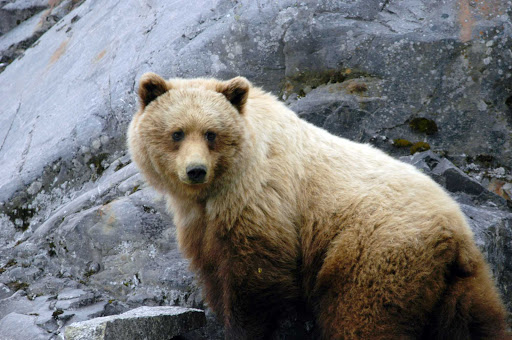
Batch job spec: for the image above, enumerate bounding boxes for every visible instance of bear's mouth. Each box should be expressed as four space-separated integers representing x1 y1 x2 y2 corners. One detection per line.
186 179 208 185
178 174 209 185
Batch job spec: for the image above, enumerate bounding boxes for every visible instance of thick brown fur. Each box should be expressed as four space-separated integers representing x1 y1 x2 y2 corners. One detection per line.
128 73 509 339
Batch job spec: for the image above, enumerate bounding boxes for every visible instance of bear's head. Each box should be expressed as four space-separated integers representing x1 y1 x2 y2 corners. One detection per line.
128 73 250 199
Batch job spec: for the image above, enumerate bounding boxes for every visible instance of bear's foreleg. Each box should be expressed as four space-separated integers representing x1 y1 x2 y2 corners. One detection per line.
222 288 283 339
205 231 301 339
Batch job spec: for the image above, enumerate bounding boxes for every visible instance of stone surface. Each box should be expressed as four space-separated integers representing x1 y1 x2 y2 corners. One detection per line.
283 2 512 171
401 150 509 209
64 306 206 340
0 0 48 36
0 0 511 339
461 204 512 313
0 312 49 340
0 0 78 72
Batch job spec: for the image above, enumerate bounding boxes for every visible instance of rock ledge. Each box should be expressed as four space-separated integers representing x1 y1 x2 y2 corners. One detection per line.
64 306 206 340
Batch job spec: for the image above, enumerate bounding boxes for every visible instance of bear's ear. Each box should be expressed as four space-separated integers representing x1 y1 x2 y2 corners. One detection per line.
218 76 250 113
138 72 170 109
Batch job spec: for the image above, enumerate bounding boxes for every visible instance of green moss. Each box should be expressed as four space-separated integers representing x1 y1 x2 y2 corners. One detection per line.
409 117 438 135
506 95 512 110
410 142 431 154
48 241 56 257
114 161 127 172
475 154 494 166
0 259 17 274
52 309 64 319
393 139 413 147
297 89 306 98
7 281 29 291
5 206 36 231
5 259 17 267
84 270 95 278
282 67 374 97
87 152 110 177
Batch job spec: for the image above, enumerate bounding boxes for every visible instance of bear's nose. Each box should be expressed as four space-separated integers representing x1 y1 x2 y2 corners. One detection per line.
186 165 207 183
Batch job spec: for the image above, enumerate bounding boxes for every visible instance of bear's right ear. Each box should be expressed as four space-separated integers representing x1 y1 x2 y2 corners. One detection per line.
138 72 170 109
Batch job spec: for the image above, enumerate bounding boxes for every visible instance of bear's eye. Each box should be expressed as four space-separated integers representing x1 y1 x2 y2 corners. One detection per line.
205 131 216 142
172 131 184 142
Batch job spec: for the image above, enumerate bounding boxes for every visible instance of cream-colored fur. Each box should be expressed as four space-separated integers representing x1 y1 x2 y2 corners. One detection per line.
128 74 508 339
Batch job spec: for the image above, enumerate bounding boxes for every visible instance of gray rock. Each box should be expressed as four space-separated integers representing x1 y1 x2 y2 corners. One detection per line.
281 2 512 172
0 312 49 340
64 306 206 340
0 0 48 35
57 288 87 301
0 9 45 69
461 204 512 313
0 292 52 322
0 284 12 300
444 168 486 197
2 0 508 214
401 151 509 209
0 0 78 72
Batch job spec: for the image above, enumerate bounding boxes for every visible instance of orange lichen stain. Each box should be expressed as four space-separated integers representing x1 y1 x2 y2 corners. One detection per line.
458 0 506 42
49 40 69 65
477 0 505 19
458 0 474 43
488 179 511 201
347 81 368 94
283 81 294 96
97 203 117 230
95 49 107 63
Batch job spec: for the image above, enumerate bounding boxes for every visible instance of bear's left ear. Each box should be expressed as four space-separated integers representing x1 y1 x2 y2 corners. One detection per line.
218 76 250 113
138 72 170 110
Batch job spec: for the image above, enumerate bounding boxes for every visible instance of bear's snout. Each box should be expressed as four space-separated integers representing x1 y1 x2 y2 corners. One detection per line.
186 164 207 183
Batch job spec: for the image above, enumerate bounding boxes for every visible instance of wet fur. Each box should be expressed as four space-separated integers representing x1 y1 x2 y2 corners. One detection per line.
128 73 509 339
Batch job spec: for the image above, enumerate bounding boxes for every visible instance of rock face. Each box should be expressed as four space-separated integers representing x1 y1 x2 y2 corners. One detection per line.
0 0 81 72
0 0 511 339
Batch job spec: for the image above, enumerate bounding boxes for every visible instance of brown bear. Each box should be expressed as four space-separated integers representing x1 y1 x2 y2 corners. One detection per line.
127 73 509 339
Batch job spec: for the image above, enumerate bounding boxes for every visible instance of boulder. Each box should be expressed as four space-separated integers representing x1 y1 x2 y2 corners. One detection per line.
64 306 206 340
